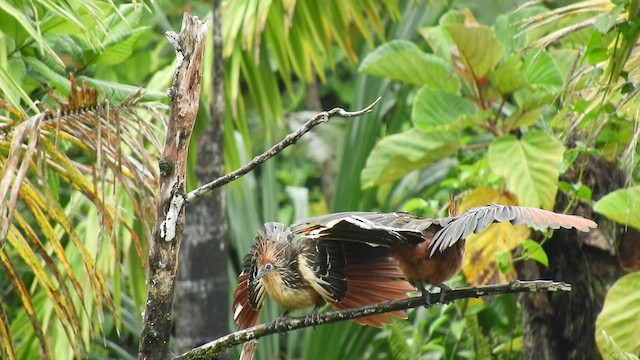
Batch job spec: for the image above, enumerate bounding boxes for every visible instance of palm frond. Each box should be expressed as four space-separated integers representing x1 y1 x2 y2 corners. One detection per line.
0 75 165 357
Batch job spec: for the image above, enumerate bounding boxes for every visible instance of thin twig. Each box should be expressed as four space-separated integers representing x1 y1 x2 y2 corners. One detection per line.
174 280 571 360
184 97 381 204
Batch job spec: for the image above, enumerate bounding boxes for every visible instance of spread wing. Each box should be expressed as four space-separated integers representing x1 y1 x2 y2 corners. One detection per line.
297 238 348 303
429 204 598 255
298 238 414 327
232 243 266 329
291 211 435 247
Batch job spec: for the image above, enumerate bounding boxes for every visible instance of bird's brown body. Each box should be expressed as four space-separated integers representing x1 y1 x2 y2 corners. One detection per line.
233 222 414 330
296 204 598 296
391 234 464 286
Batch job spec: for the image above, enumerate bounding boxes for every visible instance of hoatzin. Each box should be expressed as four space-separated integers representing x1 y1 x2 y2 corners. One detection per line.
233 222 415 330
294 203 597 302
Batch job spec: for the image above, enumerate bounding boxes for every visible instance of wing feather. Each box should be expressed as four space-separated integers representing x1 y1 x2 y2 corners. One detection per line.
233 240 267 329
297 239 347 302
430 204 597 255
291 212 427 246
233 272 264 329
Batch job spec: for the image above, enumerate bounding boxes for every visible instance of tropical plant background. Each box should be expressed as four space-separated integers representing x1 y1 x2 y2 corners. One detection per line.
1 0 639 359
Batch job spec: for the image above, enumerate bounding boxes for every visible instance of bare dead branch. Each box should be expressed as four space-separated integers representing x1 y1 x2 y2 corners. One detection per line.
174 280 572 360
184 97 382 204
138 13 209 360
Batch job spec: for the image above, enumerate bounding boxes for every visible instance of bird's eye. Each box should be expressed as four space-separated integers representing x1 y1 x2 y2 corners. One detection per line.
264 262 274 271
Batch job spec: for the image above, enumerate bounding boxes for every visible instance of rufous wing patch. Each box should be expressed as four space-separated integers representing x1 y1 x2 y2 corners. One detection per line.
233 273 261 329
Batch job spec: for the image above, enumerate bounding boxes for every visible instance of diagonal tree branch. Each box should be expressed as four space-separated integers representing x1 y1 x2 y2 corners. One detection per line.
174 280 572 360
184 97 381 204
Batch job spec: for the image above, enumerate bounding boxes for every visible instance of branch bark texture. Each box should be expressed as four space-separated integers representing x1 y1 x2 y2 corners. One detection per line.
175 280 572 360
138 14 209 360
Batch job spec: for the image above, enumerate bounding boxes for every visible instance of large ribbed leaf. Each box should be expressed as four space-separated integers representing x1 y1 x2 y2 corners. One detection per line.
594 187 640 229
96 26 149 66
596 272 640 358
489 131 564 210
23 56 71 93
359 40 459 91
361 129 459 188
444 23 504 78
522 51 563 88
412 87 478 131
488 56 528 95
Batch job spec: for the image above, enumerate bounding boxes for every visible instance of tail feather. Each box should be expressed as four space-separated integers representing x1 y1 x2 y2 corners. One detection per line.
344 278 413 290
233 273 261 329
333 299 400 326
331 255 414 327
240 340 258 360
332 290 408 326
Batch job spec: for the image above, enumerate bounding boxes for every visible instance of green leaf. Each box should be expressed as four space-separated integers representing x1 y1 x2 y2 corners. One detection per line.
41 1 109 37
512 51 563 109
596 272 640 358
496 251 511 274
521 239 548 267
586 32 610 65
494 12 529 55
559 148 579 174
97 27 149 65
361 129 459 188
598 332 640 360
450 319 466 341
594 5 624 34
574 183 592 201
83 4 145 65
439 10 465 26
594 187 640 229
522 51 563 88
504 107 544 128
513 87 556 111
418 26 454 62
23 56 71 92
493 336 524 354
488 131 564 209
488 56 528 95
0 60 33 112
0 0 60 64
359 40 459 91
77 76 166 102
8 58 27 87
411 87 476 131
444 24 504 78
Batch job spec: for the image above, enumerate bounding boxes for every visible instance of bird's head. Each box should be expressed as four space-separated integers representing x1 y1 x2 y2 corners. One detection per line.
255 260 277 280
252 222 292 284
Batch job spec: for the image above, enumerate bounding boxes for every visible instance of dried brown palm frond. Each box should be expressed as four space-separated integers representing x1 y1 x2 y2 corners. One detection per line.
0 74 166 359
